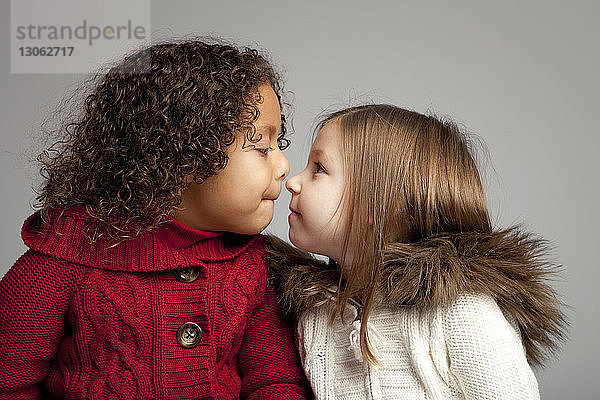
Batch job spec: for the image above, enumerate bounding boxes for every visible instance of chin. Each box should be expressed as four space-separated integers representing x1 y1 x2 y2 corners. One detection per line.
289 232 335 259
231 209 273 235
236 225 268 236
244 219 272 235
288 230 311 253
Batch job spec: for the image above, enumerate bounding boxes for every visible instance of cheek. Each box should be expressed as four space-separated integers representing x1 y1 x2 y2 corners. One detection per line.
224 151 272 196
301 205 339 239
235 173 268 200
253 165 273 192
318 188 345 220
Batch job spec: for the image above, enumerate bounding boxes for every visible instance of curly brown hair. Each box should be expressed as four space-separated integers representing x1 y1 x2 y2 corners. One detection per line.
32 38 290 245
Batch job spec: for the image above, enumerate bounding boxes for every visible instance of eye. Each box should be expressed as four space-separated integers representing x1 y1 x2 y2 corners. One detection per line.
257 146 274 155
313 162 325 174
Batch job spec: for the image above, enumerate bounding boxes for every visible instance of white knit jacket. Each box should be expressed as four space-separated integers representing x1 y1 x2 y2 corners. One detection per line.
297 292 540 400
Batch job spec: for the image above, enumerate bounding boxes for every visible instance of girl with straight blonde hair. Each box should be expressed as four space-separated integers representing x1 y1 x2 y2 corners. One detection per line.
267 104 566 399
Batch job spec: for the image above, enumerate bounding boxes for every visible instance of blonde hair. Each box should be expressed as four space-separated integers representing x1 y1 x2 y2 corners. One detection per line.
316 104 492 364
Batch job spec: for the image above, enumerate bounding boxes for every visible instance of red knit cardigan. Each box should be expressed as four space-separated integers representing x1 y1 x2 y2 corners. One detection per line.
0 205 311 399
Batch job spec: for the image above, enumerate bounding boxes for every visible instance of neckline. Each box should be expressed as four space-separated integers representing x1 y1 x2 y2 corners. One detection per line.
157 214 224 250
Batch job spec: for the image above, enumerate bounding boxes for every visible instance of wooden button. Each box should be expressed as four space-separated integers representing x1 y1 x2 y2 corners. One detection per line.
174 266 200 283
176 322 202 348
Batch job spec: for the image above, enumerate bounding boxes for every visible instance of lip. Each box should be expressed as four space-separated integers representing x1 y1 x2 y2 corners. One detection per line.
263 191 281 201
289 206 301 215
288 212 300 222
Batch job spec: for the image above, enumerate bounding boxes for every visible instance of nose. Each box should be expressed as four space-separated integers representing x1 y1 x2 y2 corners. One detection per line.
275 149 290 181
285 173 300 194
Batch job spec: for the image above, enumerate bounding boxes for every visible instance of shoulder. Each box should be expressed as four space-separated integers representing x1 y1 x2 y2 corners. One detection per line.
3 248 87 287
1 249 87 313
444 292 503 318
441 292 520 335
436 293 540 398
404 293 527 367
439 292 527 363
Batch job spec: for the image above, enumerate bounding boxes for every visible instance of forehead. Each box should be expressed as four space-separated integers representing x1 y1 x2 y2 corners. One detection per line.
312 121 342 155
238 84 281 145
254 84 281 128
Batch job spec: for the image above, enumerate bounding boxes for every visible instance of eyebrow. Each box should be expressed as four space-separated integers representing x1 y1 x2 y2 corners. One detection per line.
255 124 278 138
310 148 331 163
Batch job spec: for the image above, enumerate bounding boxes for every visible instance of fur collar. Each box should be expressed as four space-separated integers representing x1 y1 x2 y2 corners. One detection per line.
265 227 567 367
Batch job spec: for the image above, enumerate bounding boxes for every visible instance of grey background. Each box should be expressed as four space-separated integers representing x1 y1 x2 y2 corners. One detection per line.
1 0 598 398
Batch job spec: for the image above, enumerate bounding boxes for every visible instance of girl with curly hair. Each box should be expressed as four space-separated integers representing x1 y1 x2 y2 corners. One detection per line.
268 104 566 399
0 39 311 399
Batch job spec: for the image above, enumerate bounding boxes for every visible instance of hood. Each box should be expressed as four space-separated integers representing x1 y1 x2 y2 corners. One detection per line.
265 227 567 367
21 204 259 272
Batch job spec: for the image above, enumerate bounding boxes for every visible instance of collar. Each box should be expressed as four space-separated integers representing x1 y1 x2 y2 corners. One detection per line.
158 214 223 250
21 205 260 272
264 230 567 367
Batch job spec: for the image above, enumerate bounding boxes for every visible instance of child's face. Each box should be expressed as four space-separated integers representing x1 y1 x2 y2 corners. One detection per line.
286 121 349 263
173 83 290 234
